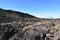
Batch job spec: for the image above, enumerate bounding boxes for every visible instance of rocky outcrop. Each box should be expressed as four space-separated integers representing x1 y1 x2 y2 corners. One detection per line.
0 22 57 40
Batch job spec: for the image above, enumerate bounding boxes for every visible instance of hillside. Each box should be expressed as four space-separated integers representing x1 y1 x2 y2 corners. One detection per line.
0 8 37 18
0 8 40 23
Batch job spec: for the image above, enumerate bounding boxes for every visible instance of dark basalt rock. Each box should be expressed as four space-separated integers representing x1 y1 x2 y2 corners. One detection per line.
0 24 19 40
0 22 56 40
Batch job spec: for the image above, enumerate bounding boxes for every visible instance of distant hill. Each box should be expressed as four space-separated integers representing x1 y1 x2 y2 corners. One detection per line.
0 8 40 23
0 8 37 18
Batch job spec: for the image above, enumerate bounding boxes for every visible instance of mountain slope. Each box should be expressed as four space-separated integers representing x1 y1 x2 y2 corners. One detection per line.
0 8 40 23
0 8 37 18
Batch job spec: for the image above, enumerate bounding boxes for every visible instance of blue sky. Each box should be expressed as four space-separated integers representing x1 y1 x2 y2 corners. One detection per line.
0 0 60 18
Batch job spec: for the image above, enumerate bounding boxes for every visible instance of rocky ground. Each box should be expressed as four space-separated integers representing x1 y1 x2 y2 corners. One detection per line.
0 20 60 40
